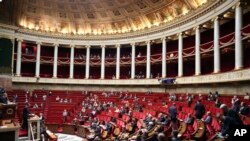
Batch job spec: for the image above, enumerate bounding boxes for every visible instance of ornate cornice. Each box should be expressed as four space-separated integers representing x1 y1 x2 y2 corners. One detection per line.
0 0 240 45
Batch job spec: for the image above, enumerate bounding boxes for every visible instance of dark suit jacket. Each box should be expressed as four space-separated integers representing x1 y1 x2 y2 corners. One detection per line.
169 106 177 120
0 95 7 104
240 106 250 116
23 107 30 119
227 108 243 125
194 103 205 117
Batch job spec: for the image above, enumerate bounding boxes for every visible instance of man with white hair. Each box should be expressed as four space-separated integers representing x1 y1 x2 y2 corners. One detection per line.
143 113 152 126
220 104 242 125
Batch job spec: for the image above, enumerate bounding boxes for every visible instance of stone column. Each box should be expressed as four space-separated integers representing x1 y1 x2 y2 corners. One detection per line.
16 39 22 76
116 44 120 79
146 41 151 79
53 44 58 78
195 26 201 75
213 17 220 73
162 37 167 78
35 42 41 77
235 2 243 70
11 38 15 76
85 45 90 79
131 43 135 79
101 45 105 79
69 45 75 78
178 33 183 77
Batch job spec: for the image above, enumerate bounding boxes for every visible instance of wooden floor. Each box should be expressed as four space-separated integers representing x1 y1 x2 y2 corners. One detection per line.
19 133 86 141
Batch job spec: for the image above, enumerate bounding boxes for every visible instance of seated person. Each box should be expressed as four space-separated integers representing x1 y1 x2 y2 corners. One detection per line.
64 98 68 103
239 102 250 116
157 113 169 126
143 114 152 126
202 111 212 125
171 130 181 141
56 96 60 101
88 124 102 140
105 122 113 134
147 121 155 131
215 98 221 108
0 88 8 104
157 132 167 141
185 113 194 125
118 126 128 139
184 113 194 133
72 117 78 126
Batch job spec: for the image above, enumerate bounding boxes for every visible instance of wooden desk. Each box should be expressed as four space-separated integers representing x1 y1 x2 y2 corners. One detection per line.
0 124 20 141
62 124 75 135
46 124 59 133
46 130 58 141
193 120 205 139
77 125 90 138
178 121 187 137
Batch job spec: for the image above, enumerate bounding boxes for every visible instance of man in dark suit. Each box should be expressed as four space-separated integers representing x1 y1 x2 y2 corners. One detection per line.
194 100 205 119
22 104 31 130
0 88 8 104
220 104 243 125
219 115 241 138
169 103 178 129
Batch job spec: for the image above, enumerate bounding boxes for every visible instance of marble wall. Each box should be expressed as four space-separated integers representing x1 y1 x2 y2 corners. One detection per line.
11 81 250 95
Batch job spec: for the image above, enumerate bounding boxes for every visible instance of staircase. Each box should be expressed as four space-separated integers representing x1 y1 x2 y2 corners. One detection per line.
43 100 49 118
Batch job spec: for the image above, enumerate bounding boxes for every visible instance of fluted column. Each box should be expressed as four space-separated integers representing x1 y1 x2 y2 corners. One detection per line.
131 43 135 79
195 26 201 75
11 39 15 75
162 37 167 78
235 2 243 70
116 44 120 79
35 42 41 77
16 39 22 76
146 41 151 79
53 44 58 78
101 45 105 79
85 45 90 79
178 33 183 77
69 45 75 78
213 17 220 73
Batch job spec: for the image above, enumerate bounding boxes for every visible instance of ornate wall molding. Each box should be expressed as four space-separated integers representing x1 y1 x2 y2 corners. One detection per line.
12 68 250 85
12 77 160 85
0 0 239 46
176 68 250 84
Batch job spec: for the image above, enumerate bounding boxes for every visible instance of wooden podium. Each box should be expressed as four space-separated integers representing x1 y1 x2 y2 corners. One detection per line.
28 115 41 141
0 103 20 141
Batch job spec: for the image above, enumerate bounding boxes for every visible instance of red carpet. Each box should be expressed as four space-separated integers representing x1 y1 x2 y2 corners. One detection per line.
19 129 28 137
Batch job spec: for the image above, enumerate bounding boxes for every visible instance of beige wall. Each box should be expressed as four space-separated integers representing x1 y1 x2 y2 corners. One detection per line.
11 81 250 95
0 75 12 89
